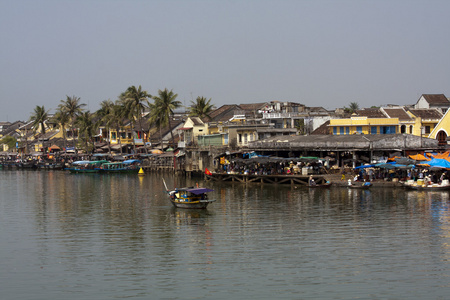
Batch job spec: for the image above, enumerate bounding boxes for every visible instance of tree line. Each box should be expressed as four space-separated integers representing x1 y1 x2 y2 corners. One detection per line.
2 86 215 155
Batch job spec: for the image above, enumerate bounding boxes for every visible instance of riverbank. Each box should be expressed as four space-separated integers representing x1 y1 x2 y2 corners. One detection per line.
324 174 404 187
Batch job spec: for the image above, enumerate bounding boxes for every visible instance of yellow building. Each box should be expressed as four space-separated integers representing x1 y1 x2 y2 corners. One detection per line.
178 117 208 146
429 109 450 145
407 109 443 138
329 116 399 135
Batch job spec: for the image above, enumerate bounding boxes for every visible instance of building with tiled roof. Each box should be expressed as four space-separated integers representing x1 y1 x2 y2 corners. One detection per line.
406 108 443 137
208 104 242 123
381 107 415 134
355 108 386 118
414 94 450 114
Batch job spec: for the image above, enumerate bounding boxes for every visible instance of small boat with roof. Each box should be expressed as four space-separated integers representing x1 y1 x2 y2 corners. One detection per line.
67 160 108 173
163 179 215 209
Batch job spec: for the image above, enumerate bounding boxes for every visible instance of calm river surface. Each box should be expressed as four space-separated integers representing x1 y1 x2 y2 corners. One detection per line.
1 170 450 299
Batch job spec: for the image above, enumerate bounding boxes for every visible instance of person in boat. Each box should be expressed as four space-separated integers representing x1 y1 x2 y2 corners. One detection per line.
309 175 316 186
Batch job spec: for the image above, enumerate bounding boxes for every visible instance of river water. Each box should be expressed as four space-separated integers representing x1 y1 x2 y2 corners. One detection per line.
1 170 449 299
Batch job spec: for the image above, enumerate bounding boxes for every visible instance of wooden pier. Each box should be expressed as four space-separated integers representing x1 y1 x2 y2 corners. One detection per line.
205 173 327 185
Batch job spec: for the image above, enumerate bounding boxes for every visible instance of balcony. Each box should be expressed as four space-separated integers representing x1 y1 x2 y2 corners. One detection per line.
263 112 300 119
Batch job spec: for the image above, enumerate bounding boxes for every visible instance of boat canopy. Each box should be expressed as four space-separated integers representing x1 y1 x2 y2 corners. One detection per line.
123 159 141 164
183 188 214 195
72 160 91 165
72 160 108 165
187 188 214 195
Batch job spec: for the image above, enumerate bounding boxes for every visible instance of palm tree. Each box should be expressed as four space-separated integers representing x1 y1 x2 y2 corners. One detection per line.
110 102 127 155
59 95 86 150
188 96 215 121
345 102 360 114
76 111 97 154
29 105 50 153
52 109 70 151
95 100 115 155
150 88 182 148
122 85 151 154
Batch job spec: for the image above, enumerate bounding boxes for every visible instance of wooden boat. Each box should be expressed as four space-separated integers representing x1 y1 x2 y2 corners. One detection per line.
348 182 372 189
164 179 215 209
67 160 108 173
100 159 141 174
167 187 215 209
403 183 450 190
308 182 332 188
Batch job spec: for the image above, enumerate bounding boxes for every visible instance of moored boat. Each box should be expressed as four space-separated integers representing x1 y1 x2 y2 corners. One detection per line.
402 179 450 190
308 182 332 188
404 184 450 190
100 159 141 174
66 160 108 173
348 182 372 189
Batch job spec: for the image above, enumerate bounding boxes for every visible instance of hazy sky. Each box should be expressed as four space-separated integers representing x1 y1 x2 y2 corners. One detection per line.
1 0 450 121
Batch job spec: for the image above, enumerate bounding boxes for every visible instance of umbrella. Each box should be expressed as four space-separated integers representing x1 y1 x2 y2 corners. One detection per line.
48 145 61 151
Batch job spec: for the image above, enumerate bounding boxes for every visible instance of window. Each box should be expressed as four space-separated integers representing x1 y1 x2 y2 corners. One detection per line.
346 127 350 135
340 127 344 135
390 126 396 134
333 127 337 135
244 133 248 143
238 134 242 143
356 126 362 133
425 126 431 134
409 125 413 134
111 132 116 140
371 126 377 134
380 126 395 134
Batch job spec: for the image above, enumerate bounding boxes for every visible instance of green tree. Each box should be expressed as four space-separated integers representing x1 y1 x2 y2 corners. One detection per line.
122 85 151 154
76 111 97 154
29 105 50 152
344 102 360 114
110 101 127 155
95 99 115 155
59 95 86 149
52 109 70 151
188 96 215 121
0 136 17 151
295 119 306 135
150 88 182 148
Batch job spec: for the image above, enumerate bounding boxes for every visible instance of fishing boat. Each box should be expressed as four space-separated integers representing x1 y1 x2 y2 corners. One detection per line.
100 159 141 174
404 184 450 190
308 182 332 188
163 179 215 209
402 179 450 190
66 160 108 173
307 176 332 188
347 181 372 189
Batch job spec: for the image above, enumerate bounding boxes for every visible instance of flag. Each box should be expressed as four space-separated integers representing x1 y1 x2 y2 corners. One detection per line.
205 168 212 176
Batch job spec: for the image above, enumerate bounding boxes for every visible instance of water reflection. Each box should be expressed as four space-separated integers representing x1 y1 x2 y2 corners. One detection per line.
2 171 450 299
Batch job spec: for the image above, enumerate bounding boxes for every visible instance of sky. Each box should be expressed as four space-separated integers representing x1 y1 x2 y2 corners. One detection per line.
1 0 450 122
